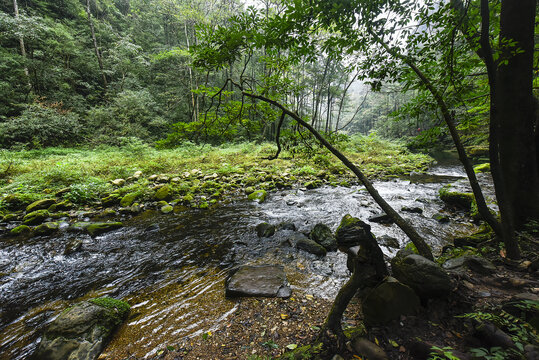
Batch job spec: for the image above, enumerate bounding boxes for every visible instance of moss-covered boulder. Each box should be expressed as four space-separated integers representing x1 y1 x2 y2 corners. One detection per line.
101 193 121 206
362 277 420 325
310 223 337 251
10 225 32 236
119 192 139 207
86 222 123 237
26 199 56 213
439 186 474 210
34 297 130 360
473 163 491 173
248 190 267 203
154 185 172 201
23 209 50 225
48 200 72 212
391 251 451 299
34 222 59 236
335 214 372 248
3 213 19 222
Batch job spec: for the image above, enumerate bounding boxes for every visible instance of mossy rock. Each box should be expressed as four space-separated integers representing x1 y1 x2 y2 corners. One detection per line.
473 162 491 173
304 180 322 189
182 193 194 203
101 193 121 206
161 204 173 214
96 209 117 218
3 193 38 210
432 213 450 223
154 185 172 201
34 222 59 236
120 192 139 207
3 213 19 222
26 199 56 213
23 209 50 225
248 190 267 203
86 222 123 237
439 186 474 210
10 225 32 236
199 202 209 209
48 200 72 212
35 297 130 360
244 186 255 195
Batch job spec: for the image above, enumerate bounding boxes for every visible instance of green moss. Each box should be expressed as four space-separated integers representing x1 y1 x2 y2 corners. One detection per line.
404 242 419 254
23 209 50 225
89 296 130 326
26 199 56 213
86 222 123 236
473 162 490 173
343 324 367 339
34 222 59 235
120 192 139 207
154 185 171 201
10 225 32 235
248 190 267 203
439 186 474 210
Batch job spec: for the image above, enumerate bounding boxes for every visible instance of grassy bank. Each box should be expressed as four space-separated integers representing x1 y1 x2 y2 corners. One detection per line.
0 135 431 215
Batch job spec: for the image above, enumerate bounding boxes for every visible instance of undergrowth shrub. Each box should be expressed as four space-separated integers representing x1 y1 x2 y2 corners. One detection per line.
0 103 85 148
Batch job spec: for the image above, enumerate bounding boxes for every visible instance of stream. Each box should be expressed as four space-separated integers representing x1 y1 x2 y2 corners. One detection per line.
0 163 495 359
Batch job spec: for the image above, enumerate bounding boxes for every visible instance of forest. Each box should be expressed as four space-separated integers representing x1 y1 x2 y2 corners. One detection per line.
0 0 538 359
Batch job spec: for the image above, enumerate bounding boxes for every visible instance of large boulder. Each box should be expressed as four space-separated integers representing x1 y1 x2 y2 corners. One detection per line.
226 265 291 298
362 277 420 325
391 251 451 299
335 214 372 248
439 185 474 210
34 297 130 360
310 223 337 251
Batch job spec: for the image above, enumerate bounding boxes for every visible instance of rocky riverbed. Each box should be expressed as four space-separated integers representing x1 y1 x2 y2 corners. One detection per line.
0 163 510 359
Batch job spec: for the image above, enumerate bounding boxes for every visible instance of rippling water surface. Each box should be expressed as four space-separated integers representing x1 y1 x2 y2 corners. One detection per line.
0 165 493 359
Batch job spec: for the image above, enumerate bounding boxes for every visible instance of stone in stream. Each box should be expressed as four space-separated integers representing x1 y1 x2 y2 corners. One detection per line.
296 237 327 257
351 338 389 360
248 190 267 203
35 297 130 360
256 222 275 237
368 212 393 224
64 238 83 255
34 222 59 236
377 235 400 249
226 265 291 298
309 223 337 251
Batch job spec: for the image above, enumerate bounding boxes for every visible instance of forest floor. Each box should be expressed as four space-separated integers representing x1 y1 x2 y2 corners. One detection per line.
150 238 539 360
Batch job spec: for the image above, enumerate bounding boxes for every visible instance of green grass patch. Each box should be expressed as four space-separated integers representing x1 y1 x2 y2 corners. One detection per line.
0 136 432 208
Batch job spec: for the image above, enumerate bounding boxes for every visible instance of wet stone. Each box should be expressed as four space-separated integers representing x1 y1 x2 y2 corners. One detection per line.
226 265 291 298
368 212 393 224
256 222 275 238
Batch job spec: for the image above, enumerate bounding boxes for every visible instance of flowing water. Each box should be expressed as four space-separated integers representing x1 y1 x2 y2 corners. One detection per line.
0 164 494 359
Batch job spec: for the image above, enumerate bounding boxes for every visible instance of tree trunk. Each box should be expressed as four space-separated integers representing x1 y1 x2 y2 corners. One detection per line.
86 0 107 91
13 0 31 91
495 0 539 232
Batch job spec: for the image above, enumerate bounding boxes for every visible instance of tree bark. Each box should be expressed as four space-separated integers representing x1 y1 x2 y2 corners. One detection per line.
86 0 107 91
495 0 539 232
13 0 31 91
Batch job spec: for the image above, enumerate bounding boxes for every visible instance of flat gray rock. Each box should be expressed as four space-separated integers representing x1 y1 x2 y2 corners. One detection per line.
226 265 291 298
